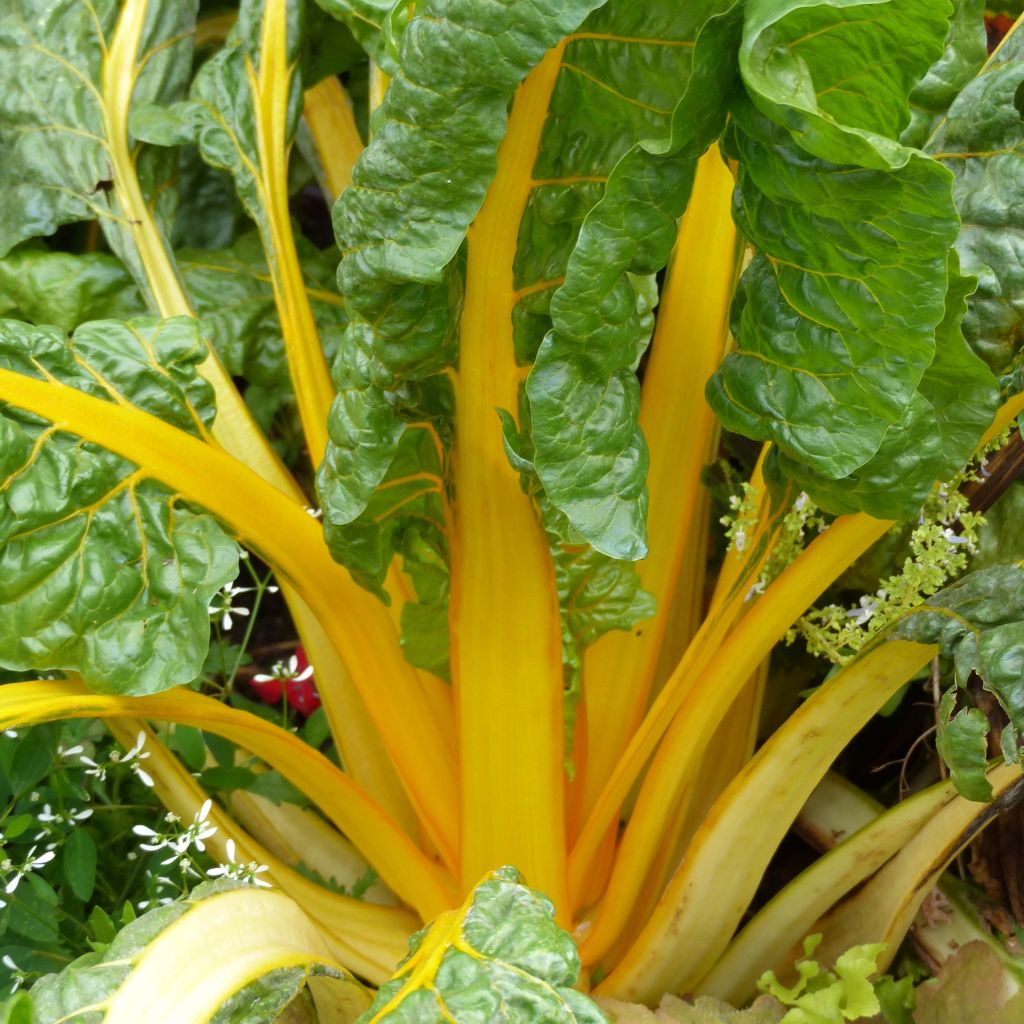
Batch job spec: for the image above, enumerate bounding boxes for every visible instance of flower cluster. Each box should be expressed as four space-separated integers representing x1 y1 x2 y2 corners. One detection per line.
720 481 761 554
133 800 217 875
793 485 986 664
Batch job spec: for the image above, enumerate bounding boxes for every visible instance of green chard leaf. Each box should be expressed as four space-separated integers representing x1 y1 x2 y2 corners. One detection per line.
771 254 999 517
893 564 1024 800
321 0 739 673
927 20 1024 375
0 316 238 694
187 0 303 252
0 0 196 302
356 866 606 1024
317 0 608 653
524 0 743 559
902 0 988 148
707 0 992 519
0 235 347 409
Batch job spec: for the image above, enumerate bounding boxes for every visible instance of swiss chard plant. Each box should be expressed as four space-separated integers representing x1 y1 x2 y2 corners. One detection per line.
2 0 1024 1020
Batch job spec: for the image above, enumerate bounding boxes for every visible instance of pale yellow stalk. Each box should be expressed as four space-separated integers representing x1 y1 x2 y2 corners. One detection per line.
595 639 934 1000
574 514 892 959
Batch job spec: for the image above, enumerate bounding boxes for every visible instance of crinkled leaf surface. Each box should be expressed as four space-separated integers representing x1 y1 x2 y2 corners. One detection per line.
708 0 974 517
525 0 743 559
928 21 1024 375
772 257 999 517
356 866 606 1024
0 0 196 300
0 236 345 397
893 564 1024 800
0 316 237 694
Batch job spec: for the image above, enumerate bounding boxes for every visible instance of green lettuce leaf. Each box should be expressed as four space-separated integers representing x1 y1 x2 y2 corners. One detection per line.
927 21 1024 374
525 0 743 559
0 316 237 694
355 866 606 1024
708 0 973 518
0 0 196 301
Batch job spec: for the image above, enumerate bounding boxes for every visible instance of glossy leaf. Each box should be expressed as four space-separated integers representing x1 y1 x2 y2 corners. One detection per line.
0 316 238 694
895 563 1024 799
526 0 743 559
0 0 196 301
773 257 999 516
708 0 969 517
928 21 1024 374
356 866 605 1024
902 0 988 148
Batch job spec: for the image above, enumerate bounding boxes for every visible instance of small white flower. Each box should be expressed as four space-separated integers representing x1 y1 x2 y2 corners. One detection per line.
253 654 314 685
733 528 747 552
57 743 84 759
1 953 25 993
794 492 808 512
305 506 323 519
79 754 107 781
3 730 16 740
208 582 255 630
4 846 56 894
207 840 271 888
37 805 92 826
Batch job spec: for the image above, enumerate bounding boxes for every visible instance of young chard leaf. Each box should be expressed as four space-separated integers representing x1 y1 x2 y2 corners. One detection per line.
0 317 238 694
357 866 606 1024
187 0 336 461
